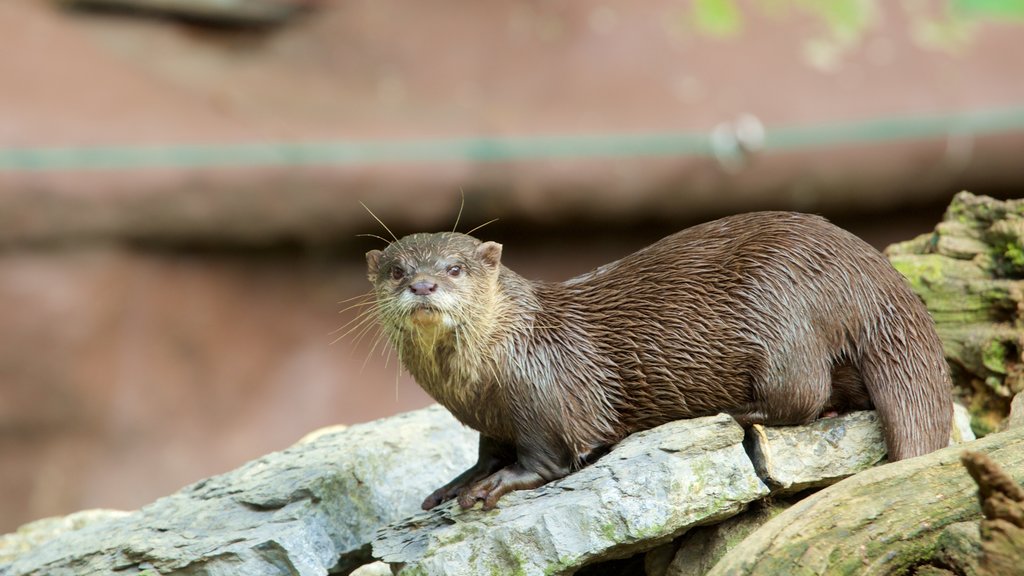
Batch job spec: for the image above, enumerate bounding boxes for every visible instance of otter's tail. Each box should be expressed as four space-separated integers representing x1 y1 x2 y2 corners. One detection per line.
859 289 952 460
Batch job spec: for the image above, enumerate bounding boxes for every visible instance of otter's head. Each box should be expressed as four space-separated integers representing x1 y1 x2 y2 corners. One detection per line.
366 232 503 335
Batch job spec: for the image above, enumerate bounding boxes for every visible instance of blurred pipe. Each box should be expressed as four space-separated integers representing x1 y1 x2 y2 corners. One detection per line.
2 106 1024 171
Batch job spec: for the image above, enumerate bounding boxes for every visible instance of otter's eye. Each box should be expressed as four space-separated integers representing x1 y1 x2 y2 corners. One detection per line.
446 265 463 278
390 266 405 281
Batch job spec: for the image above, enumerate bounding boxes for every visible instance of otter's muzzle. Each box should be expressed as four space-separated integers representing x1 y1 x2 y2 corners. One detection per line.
410 280 438 296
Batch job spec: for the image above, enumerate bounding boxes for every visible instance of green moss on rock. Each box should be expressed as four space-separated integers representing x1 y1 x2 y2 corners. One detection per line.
982 340 1009 374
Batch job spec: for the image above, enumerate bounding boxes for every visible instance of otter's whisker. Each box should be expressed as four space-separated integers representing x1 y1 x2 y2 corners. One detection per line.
465 218 499 236
356 233 392 245
329 305 378 337
350 318 383 349
334 300 376 319
337 291 375 305
330 311 380 346
452 188 466 233
362 328 388 374
359 201 398 242
365 319 394 360
394 340 404 402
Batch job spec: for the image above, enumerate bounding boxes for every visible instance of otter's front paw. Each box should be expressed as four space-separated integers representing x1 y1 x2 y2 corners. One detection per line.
422 484 463 510
456 466 546 510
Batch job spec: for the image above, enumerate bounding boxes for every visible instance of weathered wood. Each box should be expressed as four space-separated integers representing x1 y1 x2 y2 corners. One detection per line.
886 192 1024 435
1008 392 1024 430
930 521 984 576
961 451 1024 576
706 426 1024 576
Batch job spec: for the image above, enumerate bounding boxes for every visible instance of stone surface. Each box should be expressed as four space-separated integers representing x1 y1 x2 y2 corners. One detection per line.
3 404 975 575
747 411 887 494
643 542 678 576
667 501 793 576
0 510 127 565
956 402 980 443
372 414 769 576
748 405 975 494
350 562 393 576
0 406 476 576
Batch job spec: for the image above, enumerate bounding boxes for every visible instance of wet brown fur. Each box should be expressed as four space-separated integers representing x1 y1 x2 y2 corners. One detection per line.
365 212 953 509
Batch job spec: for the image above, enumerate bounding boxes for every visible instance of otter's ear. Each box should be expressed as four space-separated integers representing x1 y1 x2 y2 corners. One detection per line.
366 250 383 281
475 241 502 269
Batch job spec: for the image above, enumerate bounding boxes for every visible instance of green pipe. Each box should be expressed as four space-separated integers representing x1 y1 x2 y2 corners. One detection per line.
1 106 1023 171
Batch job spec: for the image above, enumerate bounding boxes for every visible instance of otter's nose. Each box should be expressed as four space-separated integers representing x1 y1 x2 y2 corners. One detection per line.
409 280 437 296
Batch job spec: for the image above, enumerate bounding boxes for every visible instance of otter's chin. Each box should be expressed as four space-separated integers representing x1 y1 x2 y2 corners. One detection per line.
409 307 446 326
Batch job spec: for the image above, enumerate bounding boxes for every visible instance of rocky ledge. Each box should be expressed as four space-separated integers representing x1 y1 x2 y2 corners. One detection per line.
1 401 995 576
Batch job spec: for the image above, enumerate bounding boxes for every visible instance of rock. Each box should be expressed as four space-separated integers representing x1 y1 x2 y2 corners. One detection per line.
747 405 974 494
372 414 770 576
746 411 887 494
0 510 128 565
370 407 970 575
956 402 980 443
666 501 793 576
350 562 394 576
643 542 678 576
579 407 976 574
3 405 975 575
0 405 475 576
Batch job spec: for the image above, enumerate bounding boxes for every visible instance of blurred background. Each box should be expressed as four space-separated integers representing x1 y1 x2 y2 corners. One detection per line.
1 0 1023 533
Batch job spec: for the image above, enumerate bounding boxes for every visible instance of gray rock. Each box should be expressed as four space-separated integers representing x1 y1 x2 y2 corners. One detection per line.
564 406 973 575
372 414 769 576
748 405 976 494
1 405 475 576
643 542 678 576
954 402 978 441
667 501 793 576
5 404 971 576
0 510 128 565
746 411 888 494
350 562 394 576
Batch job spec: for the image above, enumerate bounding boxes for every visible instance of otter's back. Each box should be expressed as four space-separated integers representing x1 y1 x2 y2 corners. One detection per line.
548 211 948 449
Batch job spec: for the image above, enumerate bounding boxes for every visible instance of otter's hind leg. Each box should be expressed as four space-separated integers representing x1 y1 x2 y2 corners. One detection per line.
825 363 872 414
734 355 833 427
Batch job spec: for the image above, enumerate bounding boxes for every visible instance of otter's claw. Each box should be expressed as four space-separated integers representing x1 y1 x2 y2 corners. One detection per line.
422 486 458 510
456 465 546 510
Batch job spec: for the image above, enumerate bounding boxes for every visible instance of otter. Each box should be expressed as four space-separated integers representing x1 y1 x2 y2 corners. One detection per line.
364 212 952 511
